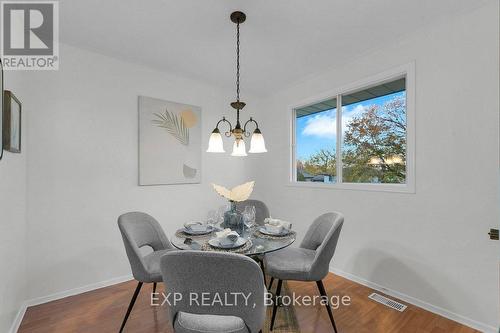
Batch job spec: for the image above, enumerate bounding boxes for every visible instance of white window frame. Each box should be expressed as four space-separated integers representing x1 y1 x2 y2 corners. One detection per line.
289 62 416 193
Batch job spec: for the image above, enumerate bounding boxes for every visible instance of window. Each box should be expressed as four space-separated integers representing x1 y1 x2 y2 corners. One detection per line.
295 97 338 183
292 65 415 192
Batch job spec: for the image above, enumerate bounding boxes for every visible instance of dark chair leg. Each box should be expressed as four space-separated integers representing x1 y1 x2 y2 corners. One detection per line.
268 277 274 290
152 282 157 294
270 279 283 331
260 259 267 285
119 282 143 333
316 280 338 333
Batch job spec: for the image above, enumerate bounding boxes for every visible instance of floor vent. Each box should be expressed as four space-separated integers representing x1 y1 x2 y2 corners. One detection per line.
368 293 407 312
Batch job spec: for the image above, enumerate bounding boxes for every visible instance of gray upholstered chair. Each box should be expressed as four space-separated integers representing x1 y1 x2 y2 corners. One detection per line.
236 199 270 226
160 251 266 333
264 212 344 332
117 212 175 332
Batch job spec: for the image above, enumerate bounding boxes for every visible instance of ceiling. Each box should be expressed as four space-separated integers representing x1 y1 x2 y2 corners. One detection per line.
60 0 491 96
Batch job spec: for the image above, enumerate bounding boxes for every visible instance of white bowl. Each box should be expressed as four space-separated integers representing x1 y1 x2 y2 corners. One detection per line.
264 224 283 234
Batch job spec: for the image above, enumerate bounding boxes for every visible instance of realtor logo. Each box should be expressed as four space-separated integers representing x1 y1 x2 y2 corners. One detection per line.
1 1 59 70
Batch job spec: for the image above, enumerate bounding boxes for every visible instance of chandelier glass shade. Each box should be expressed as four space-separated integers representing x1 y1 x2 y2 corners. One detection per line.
248 129 267 153
206 129 225 153
231 138 247 157
207 11 267 156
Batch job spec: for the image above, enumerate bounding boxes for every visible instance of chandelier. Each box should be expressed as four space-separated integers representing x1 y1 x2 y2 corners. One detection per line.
207 11 267 156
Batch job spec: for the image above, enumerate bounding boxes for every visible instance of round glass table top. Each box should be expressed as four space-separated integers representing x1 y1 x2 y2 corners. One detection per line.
171 228 296 256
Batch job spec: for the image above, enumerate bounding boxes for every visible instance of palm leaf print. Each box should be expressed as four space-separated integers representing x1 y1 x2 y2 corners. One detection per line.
152 108 189 145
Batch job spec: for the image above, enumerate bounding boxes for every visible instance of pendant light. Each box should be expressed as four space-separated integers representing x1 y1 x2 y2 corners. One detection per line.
207 11 267 156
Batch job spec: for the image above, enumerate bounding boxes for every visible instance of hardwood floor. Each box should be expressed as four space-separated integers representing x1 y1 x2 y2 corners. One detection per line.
18 273 478 333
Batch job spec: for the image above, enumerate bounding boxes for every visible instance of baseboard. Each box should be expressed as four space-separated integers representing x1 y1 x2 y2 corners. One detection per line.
330 267 496 333
24 274 133 308
9 274 133 333
8 304 27 333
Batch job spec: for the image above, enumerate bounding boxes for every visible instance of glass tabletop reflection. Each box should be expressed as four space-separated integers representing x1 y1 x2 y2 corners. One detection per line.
171 228 296 256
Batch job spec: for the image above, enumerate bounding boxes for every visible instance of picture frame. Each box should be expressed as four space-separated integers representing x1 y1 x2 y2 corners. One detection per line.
139 96 202 185
0 59 3 160
3 90 21 153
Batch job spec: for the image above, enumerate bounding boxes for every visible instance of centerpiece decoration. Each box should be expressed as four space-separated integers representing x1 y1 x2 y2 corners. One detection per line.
212 181 254 234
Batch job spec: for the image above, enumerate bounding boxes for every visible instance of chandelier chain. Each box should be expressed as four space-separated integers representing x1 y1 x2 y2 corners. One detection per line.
236 22 240 102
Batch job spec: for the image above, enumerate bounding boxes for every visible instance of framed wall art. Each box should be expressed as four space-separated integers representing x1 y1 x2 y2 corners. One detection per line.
139 96 201 185
0 60 3 160
3 90 21 153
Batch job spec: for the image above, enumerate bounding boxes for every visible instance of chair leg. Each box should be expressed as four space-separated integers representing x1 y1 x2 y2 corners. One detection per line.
259 259 267 285
270 279 283 331
119 282 143 333
316 280 338 333
152 282 157 294
268 277 274 290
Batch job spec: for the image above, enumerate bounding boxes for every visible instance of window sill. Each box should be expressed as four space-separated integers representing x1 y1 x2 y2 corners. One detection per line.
286 181 415 194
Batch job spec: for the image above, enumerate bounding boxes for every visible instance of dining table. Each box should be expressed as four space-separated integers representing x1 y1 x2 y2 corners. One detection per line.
171 226 296 256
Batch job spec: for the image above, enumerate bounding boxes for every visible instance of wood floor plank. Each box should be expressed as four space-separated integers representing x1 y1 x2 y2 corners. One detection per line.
18 273 479 333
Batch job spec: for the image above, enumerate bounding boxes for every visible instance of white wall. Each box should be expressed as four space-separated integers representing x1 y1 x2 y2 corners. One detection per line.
2 2 498 332
18 44 253 300
0 75 28 331
251 2 499 331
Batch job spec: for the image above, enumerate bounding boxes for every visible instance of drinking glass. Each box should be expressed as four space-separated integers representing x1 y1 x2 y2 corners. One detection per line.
216 204 229 225
243 205 256 232
206 210 218 228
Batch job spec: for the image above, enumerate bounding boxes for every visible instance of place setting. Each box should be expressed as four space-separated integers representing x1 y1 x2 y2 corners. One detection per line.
202 228 254 253
175 221 218 238
256 218 296 240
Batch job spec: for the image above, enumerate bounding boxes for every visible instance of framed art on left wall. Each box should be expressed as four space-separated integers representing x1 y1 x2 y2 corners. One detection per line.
3 90 21 153
0 59 3 160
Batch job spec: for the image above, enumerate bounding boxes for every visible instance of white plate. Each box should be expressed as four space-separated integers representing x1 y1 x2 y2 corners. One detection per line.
208 237 247 249
182 225 214 235
259 227 291 236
